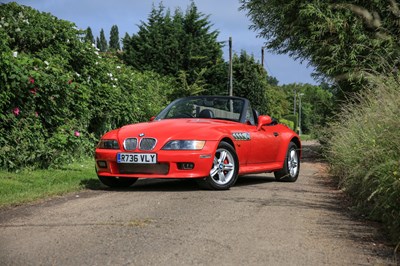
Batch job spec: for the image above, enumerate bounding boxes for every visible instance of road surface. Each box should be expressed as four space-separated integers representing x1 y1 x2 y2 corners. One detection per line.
0 142 397 265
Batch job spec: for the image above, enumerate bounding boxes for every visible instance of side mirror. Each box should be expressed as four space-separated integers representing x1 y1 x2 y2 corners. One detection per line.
149 116 156 122
257 115 272 131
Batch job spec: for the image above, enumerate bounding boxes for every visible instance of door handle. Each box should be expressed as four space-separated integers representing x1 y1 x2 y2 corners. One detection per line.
273 132 279 137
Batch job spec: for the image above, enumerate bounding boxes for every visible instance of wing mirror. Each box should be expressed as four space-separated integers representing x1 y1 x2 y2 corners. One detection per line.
257 115 273 131
149 116 156 121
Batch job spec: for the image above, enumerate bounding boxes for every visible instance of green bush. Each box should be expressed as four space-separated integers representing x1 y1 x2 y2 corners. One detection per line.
327 77 400 244
283 114 298 131
279 118 294 130
0 3 173 170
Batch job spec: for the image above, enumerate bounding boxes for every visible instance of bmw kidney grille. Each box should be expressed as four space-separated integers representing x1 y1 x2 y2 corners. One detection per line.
139 138 157 151
124 138 138 150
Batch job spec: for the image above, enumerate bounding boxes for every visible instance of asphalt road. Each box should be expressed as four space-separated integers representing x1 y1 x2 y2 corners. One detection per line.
0 142 397 265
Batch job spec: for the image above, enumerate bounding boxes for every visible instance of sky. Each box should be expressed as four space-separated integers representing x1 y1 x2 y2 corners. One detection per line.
3 0 317 85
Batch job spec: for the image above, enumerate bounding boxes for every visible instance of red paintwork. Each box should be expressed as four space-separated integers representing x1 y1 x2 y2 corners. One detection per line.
95 117 301 179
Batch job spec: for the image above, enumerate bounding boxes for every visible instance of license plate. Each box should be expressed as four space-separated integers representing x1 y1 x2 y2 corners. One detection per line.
117 153 157 164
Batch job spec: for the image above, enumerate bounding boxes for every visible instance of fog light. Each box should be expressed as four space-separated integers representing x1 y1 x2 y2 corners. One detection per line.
97 161 107 168
177 162 194 170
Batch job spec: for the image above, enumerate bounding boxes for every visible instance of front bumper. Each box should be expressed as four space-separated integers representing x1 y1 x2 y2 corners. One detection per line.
95 141 217 179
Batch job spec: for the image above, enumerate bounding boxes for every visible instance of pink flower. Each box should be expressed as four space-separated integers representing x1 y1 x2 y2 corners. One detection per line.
35 112 39 117
74 131 80 137
13 107 20 116
29 77 34 84
30 88 37 94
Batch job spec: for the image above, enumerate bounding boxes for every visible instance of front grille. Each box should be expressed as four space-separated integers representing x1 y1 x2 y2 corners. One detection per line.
124 138 137 150
140 138 157 151
118 163 169 175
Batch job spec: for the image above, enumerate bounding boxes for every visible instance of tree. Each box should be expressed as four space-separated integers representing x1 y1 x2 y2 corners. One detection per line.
98 28 108 52
266 76 279 86
96 37 100 50
232 51 268 114
122 2 225 95
122 32 130 51
84 27 95 44
240 0 400 98
279 83 335 134
109 25 120 51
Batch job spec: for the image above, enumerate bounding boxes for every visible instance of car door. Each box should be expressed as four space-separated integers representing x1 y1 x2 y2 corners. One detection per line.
246 123 281 164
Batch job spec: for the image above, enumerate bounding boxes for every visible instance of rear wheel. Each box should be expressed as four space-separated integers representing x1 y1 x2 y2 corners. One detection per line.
274 142 300 182
98 176 138 188
197 142 239 190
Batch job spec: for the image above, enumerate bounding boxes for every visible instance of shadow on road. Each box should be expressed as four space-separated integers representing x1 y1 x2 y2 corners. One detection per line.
301 140 324 163
82 176 278 192
81 178 200 192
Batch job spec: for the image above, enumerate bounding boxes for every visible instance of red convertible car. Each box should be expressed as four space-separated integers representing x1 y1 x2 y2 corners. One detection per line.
95 96 301 190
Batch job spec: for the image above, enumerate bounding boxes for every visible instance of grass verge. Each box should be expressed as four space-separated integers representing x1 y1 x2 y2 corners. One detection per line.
326 77 400 245
0 158 99 208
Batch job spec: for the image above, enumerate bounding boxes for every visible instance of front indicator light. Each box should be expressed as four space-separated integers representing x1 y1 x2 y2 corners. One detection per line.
162 140 206 150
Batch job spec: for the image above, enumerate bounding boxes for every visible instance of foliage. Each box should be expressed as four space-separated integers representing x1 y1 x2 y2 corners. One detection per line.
109 25 120 51
279 118 294 131
84 27 95 44
265 85 289 119
121 32 130 51
122 2 225 95
295 83 335 133
232 51 268 114
282 114 297 131
0 3 173 170
98 28 108 52
277 83 334 134
240 0 400 97
172 69 207 99
327 77 400 244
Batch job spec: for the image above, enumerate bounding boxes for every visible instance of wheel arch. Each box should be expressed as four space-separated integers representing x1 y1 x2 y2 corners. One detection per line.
290 136 301 158
276 134 302 163
220 137 235 150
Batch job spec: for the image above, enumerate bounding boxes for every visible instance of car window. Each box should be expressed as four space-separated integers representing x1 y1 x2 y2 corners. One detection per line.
245 106 255 125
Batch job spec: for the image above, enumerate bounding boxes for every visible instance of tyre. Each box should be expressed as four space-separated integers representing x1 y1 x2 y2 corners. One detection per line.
197 141 239 190
274 142 300 182
98 176 138 188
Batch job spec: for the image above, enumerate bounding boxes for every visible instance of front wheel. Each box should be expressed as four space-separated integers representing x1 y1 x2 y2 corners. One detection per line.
274 142 300 182
98 176 138 188
197 142 239 190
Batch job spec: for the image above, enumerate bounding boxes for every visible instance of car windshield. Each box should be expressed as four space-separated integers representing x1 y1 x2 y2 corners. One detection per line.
156 97 245 122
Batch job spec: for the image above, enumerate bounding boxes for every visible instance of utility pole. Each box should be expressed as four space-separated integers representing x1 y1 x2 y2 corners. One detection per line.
229 37 233 97
261 46 267 68
298 93 304 135
293 89 297 116
261 47 265 67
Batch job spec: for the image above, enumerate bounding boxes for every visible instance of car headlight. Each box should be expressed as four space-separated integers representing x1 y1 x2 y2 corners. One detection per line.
97 139 120 149
162 140 205 150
